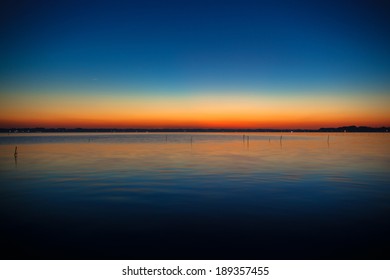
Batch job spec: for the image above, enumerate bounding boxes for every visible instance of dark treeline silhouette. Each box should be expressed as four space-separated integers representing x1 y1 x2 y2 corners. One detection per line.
318 126 389 132
1 126 389 133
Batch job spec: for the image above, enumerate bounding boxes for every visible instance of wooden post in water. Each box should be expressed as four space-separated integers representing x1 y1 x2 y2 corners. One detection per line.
280 135 283 149
14 146 18 157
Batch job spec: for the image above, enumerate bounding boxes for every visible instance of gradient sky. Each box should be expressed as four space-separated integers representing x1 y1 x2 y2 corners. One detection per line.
1 0 389 129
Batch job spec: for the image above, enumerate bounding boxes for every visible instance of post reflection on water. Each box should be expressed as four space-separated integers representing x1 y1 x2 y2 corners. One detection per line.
0 133 389 259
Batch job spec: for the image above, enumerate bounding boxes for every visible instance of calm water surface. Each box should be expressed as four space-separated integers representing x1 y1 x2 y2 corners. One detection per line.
0 133 389 259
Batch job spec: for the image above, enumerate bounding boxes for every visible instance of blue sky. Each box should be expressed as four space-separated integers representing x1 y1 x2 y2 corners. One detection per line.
1 0 389 93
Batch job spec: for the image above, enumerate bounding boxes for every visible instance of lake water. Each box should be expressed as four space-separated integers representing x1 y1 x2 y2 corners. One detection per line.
0 132 389 259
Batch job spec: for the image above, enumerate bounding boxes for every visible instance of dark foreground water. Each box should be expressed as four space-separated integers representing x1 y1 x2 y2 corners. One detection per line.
0 133 389 259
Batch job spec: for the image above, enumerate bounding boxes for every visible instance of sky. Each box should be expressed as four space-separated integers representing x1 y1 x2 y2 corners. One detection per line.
1 0 389 129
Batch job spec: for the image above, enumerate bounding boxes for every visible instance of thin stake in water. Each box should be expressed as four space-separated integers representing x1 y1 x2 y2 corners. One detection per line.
14 146 18 157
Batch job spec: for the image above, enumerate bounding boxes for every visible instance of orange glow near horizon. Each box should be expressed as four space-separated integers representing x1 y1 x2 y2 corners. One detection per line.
0 91 389 129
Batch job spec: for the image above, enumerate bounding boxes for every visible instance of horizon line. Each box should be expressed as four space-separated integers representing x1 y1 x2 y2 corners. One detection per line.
1 125 389 132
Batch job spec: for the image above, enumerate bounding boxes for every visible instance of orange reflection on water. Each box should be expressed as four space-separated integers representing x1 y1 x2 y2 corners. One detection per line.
1 133 389 184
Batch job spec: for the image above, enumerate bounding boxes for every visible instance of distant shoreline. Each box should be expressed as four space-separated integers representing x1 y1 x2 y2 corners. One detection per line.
1 126 389 133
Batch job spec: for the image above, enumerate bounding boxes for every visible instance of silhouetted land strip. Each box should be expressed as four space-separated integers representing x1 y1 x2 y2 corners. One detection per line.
1 125 389 133
0 125 390 133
